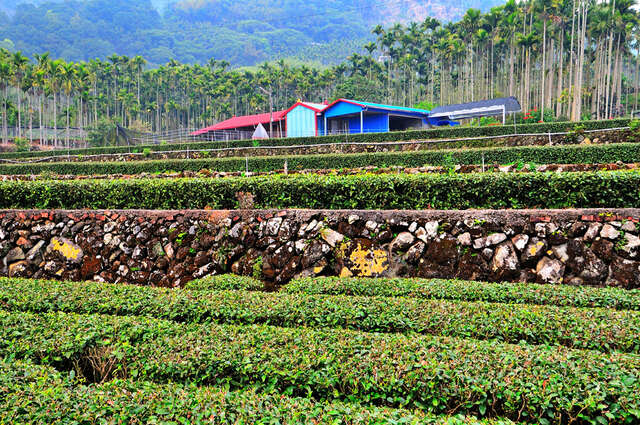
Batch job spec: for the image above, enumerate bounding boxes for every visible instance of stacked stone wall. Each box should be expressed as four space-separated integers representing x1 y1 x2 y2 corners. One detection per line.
1 208 639 288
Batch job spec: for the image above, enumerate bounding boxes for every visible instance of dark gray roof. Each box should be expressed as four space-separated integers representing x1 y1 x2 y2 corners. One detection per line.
429 97 522 119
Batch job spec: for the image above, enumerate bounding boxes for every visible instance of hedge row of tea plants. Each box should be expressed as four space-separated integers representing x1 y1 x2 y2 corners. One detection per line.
0 118 629 160
285 277 640 310
2 142 640 176
183 274 264 291
1 278 639 353
0 171 638 210
2 310 639 423
4 359 502 424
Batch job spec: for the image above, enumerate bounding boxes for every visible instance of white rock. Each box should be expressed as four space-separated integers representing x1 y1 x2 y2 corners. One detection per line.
473 238 486 250
320 228 344 248
408 222 418 233
621 233 640 257
365 220 378 232
295 240 307 253
512 234 529 251
266 217 283 236
457 232 472 246
552 244 569 263
103 222 117 233
600 224 620 240
584 223 602 242
391 232 415 251
486 233 507 246
536 257 565 284
491 243 520 273
348 214 360 225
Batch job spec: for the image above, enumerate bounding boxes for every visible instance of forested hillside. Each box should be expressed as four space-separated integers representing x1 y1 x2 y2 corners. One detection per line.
0 0 638 146
0 0 503 66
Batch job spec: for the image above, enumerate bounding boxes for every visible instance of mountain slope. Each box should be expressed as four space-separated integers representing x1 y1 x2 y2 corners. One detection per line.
0 0 505 66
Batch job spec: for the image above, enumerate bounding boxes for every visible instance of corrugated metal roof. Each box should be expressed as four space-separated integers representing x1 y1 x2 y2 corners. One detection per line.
284 101 329 115
430 97 521 119
301 102 329 111
351 100 431 114
191 110 287 135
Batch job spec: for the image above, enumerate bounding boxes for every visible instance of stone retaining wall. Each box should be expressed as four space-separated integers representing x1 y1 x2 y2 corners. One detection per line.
1 208 639 288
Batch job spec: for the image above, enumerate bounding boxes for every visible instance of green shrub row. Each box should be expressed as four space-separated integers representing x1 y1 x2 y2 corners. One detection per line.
183 274 264 291
2 142 640 176
285 277 640 311
0 171 639 210
1 278 639 353
2 310 639 423
0 118 629 160
4 359 504 424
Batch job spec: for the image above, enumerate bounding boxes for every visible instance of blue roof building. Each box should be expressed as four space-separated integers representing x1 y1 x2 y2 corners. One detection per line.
321 99 453 135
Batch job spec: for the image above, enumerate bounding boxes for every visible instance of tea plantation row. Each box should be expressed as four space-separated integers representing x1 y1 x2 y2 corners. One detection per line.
2 278 639 353
2 308 639 423
284 276 640 310
3 359 511 424
1 171 638 210
0 118 628 160
2 142 640 176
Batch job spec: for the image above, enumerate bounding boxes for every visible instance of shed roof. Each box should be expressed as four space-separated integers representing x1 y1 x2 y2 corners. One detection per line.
284 101 329 115
191 110 287 135
326 99 431 115
429 97 522 119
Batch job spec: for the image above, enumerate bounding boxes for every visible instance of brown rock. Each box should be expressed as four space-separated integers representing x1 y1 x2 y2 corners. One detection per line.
567 239 608 284
491 242 520 281
8 261 29 278
80 256 102 279
535 257 565 284
521 238 547 266
591 239 614 261
609 257 640 289
4 247 25 264
404 242 425 264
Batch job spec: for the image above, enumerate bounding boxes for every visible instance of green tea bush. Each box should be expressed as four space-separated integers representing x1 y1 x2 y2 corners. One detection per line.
0 171 638 210
1 278 639 353
2 310 639 423
285 277 640 310
4 359 498 424
2 142 640 176
183 274 263 291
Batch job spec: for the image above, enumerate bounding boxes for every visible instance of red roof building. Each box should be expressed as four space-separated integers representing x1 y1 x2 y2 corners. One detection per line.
191 110 287 138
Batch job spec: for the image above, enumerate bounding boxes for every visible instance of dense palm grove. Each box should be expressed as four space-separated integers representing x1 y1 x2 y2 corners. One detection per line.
0 0 638 146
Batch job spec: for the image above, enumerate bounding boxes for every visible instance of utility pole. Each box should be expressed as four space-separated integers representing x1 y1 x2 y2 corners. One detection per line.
258 86 273 137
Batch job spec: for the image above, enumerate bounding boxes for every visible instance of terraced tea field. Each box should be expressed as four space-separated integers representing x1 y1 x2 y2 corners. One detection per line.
1 120 639 423
1 275 639 423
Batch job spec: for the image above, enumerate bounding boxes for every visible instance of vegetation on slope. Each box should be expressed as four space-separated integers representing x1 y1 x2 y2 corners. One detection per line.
0 171 639 210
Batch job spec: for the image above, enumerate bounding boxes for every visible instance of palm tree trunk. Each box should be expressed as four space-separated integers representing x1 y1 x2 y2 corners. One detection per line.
53 92 58 147
66 94 70 148
2 86 7 145
28 94 32 146
39 94 43 146
541 17 547 122
635 45 639 112
17 89 22 139
568 0 577 119
556 28 564 117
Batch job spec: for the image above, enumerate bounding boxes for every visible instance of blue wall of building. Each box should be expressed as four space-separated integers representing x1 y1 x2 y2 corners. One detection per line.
286 105 317 137
346 113 389 134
